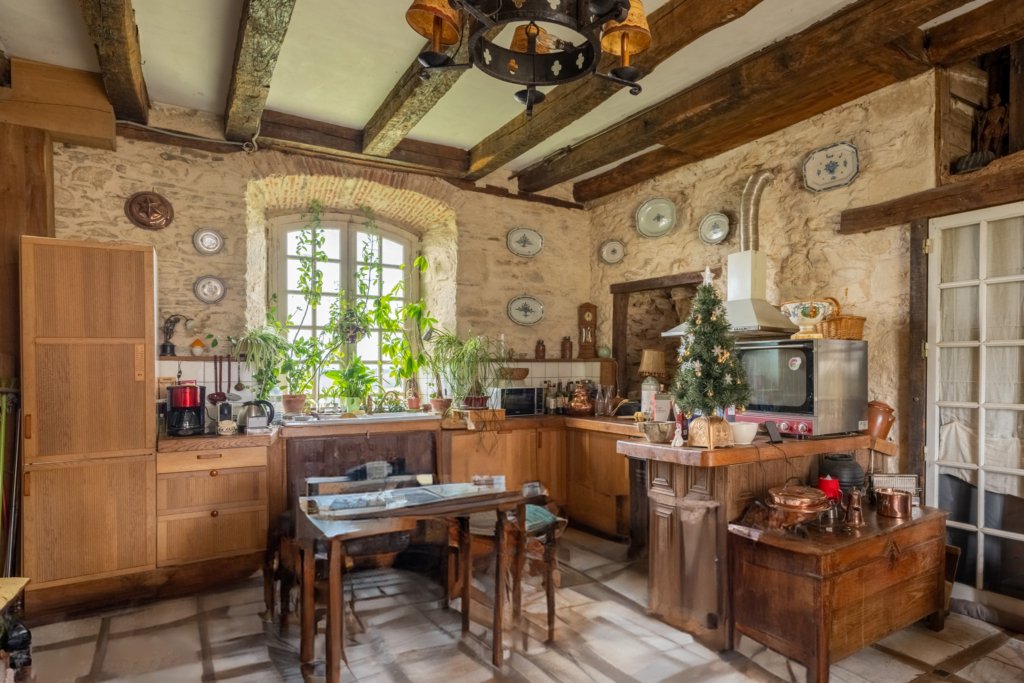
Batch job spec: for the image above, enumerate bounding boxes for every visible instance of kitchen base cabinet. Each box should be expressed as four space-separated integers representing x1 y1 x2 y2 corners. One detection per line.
448 430 538 490
536 427 566 507
158 506 269 565
566 430 631 537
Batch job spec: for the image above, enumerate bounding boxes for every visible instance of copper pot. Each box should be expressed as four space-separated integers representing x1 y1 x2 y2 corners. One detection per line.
875 487 912 518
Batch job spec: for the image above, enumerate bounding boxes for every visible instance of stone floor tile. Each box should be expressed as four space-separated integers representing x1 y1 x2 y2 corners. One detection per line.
104 660 205 682
107 596 199 633
956 655 1024 683
830 646 924 683
31 640 96 683
930 611 1003 649
876 624 965 665
101 622 202 677
29 615 102 647
398 649 494 683
986 636 1024 670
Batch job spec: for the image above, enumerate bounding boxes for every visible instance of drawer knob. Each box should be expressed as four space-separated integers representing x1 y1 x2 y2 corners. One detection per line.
210 510 219 518
210 469 219 477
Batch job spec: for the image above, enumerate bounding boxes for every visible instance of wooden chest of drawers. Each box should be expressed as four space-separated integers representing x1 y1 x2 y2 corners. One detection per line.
729 507 947 683
156 446 268 566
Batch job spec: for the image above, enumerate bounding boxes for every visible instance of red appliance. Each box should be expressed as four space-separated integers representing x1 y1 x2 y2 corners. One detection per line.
167 384 202 409
166 384 206 436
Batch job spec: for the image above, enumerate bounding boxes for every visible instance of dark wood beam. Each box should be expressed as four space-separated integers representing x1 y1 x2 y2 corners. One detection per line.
465 0 765 181
224 0 296 142
77 0 150 123
363 21 498 158
442 178 584 210
926 0 1024 67
839 159 1024 234
0 44 10 87
518 0 968 194
259 110 468 176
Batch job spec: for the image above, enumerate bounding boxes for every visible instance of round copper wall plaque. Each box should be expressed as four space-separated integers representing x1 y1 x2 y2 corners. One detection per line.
125 191 174 230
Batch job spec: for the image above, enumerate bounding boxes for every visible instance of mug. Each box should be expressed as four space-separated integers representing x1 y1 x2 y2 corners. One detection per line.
817 475 841 501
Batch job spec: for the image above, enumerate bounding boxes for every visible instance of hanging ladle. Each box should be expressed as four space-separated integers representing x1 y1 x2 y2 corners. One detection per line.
208 355 227 404
234 353 245 392
226 353 242 402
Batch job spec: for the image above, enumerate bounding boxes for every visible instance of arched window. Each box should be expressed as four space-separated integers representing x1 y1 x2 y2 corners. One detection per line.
269 211 418 395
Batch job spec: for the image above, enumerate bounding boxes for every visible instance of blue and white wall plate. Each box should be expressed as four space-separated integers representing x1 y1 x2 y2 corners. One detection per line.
507 295 544 326
506 227 544 258
802 142 859 192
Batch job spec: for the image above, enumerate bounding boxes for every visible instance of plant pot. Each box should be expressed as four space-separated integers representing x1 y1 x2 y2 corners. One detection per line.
430 397 453 415
338 396 361 412
282 393 307 414
687 415 733 449
460 395 489 409
866 400 896 440
406 396 421 410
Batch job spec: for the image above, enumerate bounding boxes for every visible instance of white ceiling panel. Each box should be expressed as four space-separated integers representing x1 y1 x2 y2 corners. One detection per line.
0 0 97 72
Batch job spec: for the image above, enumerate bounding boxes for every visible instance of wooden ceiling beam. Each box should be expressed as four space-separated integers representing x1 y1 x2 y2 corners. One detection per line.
926 0 1024 67
517 0 969 194
0 41 10 87
225 0 296 142
77 0 150 123
259 110 468 177
464 0 765 181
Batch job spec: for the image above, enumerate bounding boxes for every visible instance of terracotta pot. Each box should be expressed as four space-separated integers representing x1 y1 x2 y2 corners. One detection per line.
429 397 453 415
406 396 421 410
282 393 307 414
460 395 489 409
866 400 896 440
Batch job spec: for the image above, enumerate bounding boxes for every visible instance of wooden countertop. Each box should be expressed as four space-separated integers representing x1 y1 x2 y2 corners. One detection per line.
158 427 279 452
617 433 898 468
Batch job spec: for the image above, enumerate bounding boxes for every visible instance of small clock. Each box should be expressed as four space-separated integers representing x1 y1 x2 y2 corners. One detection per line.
507 295 544 326
599 239 625 264
578 302 597 359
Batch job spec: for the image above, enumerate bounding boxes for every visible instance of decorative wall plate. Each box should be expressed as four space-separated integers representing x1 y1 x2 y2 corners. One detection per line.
192 228 225 255
193 275 226 304
506 227 544 258
599 239 625 264
507 295 544 326
802 141 860 192
697 212 730 245
635 197 676 238
124 191 174 230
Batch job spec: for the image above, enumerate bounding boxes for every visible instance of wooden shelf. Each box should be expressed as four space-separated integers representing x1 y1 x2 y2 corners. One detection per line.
509 358 614 363
160 355 245 363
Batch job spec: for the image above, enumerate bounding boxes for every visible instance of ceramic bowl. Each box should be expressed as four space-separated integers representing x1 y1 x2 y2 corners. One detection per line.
780 299 836 337
637 421 676 443
731 422 759 444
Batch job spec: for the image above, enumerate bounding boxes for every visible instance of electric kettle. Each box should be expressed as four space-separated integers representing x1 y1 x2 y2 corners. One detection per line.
237 400 274 432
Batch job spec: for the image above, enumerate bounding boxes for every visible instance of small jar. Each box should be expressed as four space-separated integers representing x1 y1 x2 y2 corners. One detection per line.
560 336 573 359
535 339 546 359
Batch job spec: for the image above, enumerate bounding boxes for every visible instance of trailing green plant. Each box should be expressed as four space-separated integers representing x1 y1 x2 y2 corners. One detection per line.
237 320 288 400
323 356 376 401
428 330 503 403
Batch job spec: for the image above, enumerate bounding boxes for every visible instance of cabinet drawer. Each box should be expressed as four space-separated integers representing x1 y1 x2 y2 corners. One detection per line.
157 506 268 566
157 466 267 513
157 447 266 473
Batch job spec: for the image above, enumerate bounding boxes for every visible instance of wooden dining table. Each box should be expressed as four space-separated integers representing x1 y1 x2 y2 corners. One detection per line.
294 483 532 683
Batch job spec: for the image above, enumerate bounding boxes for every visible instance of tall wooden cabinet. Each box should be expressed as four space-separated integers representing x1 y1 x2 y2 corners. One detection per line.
566 430 631 537
20 237 156 587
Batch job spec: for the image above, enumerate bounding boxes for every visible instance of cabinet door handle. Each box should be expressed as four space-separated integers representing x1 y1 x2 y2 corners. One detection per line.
197 453 223 460
209 469 219 477
23 415 31 440
23 472 30 497
210 510 219 518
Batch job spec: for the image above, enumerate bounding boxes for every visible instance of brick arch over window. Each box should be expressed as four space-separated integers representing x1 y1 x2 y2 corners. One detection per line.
244 171 459 330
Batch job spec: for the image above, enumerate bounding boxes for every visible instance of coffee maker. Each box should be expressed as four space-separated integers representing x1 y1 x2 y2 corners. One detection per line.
166 384 206 436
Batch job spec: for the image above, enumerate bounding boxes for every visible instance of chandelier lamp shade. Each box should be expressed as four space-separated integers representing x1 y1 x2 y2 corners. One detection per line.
405 0 652 115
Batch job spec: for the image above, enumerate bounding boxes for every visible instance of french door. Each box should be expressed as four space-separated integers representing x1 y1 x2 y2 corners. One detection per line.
927 202 1024 612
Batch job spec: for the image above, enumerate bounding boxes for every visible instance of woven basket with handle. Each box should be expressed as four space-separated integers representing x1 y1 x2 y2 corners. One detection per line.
814 297 865 340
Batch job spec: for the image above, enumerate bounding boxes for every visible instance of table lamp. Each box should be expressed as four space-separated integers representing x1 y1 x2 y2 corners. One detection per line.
638 348 666 418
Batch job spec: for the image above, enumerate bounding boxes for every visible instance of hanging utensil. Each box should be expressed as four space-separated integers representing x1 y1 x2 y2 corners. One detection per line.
226 353 241 402
208 355 227 404
234 353 245 392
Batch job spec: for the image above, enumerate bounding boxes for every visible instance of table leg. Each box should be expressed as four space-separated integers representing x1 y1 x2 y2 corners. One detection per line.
514 503 526 650
326 537 344 683
493 511 506 668
544 527 556 643
300 541 315 664
459 516 471 636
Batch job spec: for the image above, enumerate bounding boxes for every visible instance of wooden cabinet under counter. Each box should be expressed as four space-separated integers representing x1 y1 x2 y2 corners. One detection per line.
156 445 268 566
565 429 636 538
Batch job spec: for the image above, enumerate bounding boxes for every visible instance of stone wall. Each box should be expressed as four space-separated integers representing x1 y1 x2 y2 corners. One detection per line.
588 73 937 456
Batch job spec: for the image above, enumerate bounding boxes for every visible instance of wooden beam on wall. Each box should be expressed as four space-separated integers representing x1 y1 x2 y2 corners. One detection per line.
0 44 10 87
224 0 296 142
77 0 150 124
465 0 765 181
259 110 468 176
925 0 1024 67
0 59 115 149
839 162 1024 233
517 0 966 194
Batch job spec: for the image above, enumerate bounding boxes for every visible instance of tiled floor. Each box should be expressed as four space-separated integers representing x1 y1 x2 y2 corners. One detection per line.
30 528 1024 682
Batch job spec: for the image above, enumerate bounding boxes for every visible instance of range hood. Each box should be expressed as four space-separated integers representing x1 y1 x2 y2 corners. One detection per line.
664 170 795 340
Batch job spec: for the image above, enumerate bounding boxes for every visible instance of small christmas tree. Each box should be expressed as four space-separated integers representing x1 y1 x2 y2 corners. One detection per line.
672 267 750 446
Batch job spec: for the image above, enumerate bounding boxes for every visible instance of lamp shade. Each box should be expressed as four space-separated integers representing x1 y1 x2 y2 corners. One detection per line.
600 0 651 57
406 0 461 46
638 348 666 377
510 23 558 55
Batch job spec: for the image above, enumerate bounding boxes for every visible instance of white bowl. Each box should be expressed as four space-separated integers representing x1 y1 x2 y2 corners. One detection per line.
731 422 759 445
779 300 835 337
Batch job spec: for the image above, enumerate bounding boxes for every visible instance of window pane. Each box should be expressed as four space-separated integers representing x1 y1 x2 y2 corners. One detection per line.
940 224 979 282
286 230 302 256
986 350 1024 404
940 286 978 342
380 365 398 390
987 217 1024 278
985 409 1024 471
983 535 1024 599
357 333 380 362
939 347 977 402
938 469 978 524
986 282 1024 342
938 407 977 465
382 266 404 296
320 261 342 294
316 296 338 327
382 237 404 266
286 294 309 324
322 228 341 258
289 327 313 343
358 232 380 260
286 258 303 291
357 264 382 294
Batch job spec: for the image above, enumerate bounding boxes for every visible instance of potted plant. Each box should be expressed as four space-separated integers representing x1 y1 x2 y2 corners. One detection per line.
323 356 376 412
429 330 503 410
237 322 289 402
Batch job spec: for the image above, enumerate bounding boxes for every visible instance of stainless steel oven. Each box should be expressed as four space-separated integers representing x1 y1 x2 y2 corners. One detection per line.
734 339 868 437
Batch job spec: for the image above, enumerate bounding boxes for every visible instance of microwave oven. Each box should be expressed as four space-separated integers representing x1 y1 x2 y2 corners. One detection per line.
734 339 868 437
488 386 544 416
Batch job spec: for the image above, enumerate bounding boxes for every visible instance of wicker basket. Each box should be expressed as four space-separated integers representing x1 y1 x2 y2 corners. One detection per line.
814 297 865 340
497 367 529 381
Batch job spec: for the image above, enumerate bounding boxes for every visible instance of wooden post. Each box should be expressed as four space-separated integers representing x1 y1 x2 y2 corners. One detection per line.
326 537 343 683
493 511 506 668
1009 41 1024 154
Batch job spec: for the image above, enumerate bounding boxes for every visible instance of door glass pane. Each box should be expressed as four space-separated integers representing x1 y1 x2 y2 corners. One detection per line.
984 534 1024 599
939 348 977 402
987 217 1024 278
986 350 1024 404
986 282 1024 341
940 286 978 342
940 224 979 282
946 527 976 584
939 407 978 465
939 469 979 523
985 409 1024 472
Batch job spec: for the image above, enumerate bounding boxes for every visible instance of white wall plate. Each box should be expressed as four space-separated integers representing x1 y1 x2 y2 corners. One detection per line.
635 197 676 237
192 228 225 255
803 142 860 192
599 239 625 264
193 275 226 304
697 212 730 245
506 227 544 257
507 295 544 325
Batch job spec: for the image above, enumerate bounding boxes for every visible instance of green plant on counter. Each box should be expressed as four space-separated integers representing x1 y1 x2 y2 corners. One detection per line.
237 320 288 401
428 330 503 403
323 356 376 406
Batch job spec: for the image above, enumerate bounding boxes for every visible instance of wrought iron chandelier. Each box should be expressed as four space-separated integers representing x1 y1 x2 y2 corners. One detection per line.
405 0 652 116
